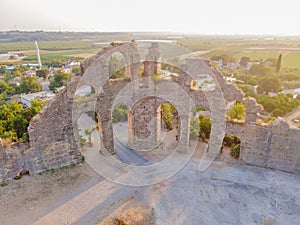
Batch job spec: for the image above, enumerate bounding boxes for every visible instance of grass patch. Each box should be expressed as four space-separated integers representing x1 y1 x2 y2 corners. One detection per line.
0 40 96 51
0 181 8 187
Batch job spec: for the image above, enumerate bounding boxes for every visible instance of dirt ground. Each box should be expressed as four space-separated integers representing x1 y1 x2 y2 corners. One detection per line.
0 163 102 225
1 131 300 225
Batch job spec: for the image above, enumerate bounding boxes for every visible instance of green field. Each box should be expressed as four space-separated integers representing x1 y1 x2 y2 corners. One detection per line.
1 34 300 68
0 40 96 51
23 49 99 61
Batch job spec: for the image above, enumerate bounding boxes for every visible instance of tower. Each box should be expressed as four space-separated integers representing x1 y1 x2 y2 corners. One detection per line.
35 41 42 68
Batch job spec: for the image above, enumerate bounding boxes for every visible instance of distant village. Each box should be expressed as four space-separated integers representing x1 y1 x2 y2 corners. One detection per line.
0 41 80 108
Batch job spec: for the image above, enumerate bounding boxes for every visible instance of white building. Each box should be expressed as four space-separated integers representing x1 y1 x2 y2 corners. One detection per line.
20 91 55 107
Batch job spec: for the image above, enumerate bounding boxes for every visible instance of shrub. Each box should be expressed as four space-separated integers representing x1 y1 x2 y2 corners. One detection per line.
228 102 246 120
80 136 87 147
230 144 240 159
223 135 241 147
199 114 211 139
190 114 212 140
161 103 176 130
0 181 8 187
112 105 128 123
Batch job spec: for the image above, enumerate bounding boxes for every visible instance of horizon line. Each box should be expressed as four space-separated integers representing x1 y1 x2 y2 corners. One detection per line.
1 29 300 37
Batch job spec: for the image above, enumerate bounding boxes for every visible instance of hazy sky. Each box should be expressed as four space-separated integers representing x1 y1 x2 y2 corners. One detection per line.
1 0 300 34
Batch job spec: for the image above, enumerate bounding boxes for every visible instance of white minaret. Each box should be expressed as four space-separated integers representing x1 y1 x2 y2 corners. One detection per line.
35 41 42 68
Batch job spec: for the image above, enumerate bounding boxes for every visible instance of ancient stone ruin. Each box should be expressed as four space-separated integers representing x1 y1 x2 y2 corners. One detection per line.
0 41 299 182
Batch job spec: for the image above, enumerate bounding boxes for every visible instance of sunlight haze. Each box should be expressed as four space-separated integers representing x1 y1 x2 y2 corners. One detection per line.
1 0 300 34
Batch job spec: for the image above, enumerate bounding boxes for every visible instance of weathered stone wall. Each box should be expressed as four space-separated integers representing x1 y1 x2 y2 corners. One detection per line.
0 78 83 182
96 79 129 154
131 97 164 149
226 119 300 174
1 41 300 182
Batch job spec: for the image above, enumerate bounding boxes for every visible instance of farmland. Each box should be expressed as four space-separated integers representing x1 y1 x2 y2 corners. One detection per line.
1 32 300 68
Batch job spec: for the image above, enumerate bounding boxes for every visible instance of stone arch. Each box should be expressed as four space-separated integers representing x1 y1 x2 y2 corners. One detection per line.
73 42 140 154
79 41 140 94
75 42 227 160
111 79 196 153
128 96 180 150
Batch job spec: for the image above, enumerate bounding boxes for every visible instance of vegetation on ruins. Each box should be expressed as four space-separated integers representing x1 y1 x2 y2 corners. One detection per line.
161 103 176 130
222 135 241 159
230 143 241 158
112 105 128 123
227 102 246 121
190 114 211 141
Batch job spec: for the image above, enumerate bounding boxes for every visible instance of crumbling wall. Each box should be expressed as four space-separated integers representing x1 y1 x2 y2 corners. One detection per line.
0 78 82 182
226 119 300 174
1 42 300 182
26 78 82 173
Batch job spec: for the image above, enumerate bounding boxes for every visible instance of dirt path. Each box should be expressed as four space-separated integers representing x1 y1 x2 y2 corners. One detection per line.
1 155 300 225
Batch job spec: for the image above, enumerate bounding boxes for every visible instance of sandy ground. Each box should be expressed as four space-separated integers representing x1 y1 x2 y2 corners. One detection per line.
1 115 300 224
0 163 102 225
1 150 300 225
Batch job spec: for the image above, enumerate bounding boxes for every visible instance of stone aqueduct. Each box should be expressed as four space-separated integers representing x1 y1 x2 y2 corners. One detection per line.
0 41 300 181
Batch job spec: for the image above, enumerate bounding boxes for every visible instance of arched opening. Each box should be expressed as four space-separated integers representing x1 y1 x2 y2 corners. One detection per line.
159 103 179 149
109 52 130 81
189 107 212 156
129 100 180 163
112 104 130 145
77 111 100 149
190 73 216 91
221 135 241 160
74 85 96 99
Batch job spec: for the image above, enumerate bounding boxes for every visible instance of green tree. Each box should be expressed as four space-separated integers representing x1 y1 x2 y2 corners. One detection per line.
0 80 14 94
257 76 281 94
0 100 46 142
276 54 282 73
223 135 241 147
256 94 300 117
49 70 70 91
161 103 176 130
240 56 250 67
0 102 25 141
190 114 212 140
72 66 80 73
11 69 21 77
0 92 9 105
24 99 48 121
230 144 240 158
199 114 211 140
36 69 50 79
112 105 128 123
10 115 28 140
16 76 42 94
228 102 246 120
249 63 273 76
